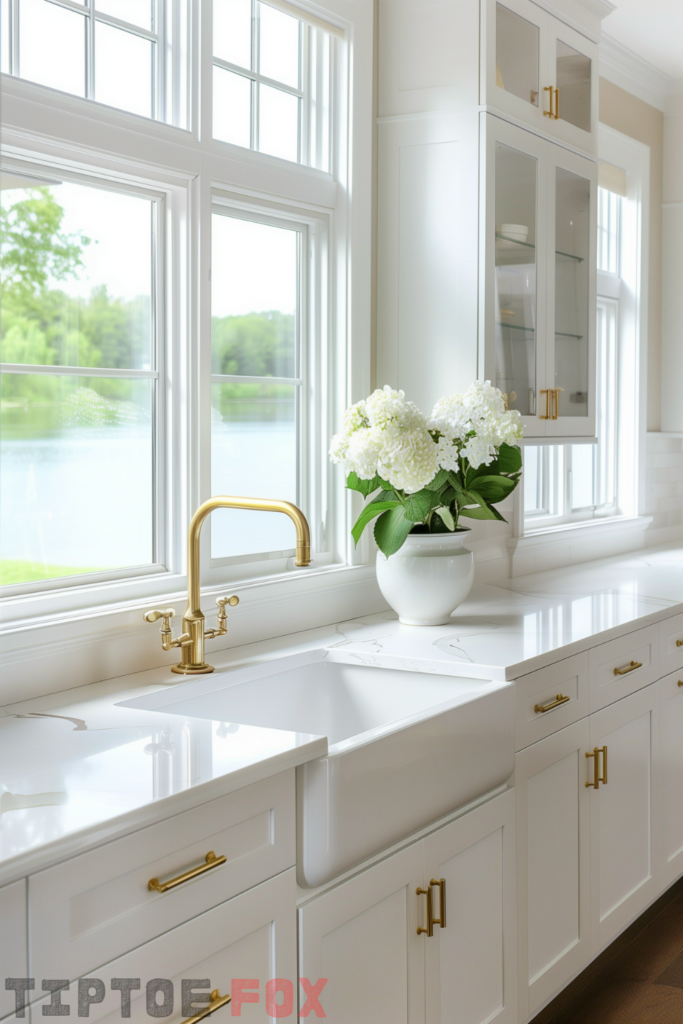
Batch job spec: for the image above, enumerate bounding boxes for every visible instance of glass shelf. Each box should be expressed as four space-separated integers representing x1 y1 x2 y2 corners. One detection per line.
495 233 584 262
496 323 584 341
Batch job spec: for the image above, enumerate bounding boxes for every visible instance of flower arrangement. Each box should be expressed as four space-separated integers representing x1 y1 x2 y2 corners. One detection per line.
330 380 524 556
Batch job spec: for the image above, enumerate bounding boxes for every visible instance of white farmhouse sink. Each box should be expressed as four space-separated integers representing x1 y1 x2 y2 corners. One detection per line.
121 650 514 886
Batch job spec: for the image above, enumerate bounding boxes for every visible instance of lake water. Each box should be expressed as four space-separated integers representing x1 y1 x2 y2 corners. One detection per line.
1 422 297 577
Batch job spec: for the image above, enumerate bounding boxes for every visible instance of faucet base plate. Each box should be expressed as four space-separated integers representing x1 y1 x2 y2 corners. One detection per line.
171 663 215 675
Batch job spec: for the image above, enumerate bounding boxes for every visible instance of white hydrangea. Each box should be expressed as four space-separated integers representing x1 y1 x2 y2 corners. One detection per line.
429 380 524 470
329 385 438 493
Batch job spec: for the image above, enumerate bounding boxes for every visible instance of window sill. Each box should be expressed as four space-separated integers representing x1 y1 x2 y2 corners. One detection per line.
507 516 654 578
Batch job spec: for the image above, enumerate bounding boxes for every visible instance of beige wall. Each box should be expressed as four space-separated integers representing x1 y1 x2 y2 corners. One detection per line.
599 78 664 432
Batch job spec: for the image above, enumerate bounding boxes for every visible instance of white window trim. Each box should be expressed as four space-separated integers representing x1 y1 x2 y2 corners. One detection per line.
517 122 650 540
0 0 376 701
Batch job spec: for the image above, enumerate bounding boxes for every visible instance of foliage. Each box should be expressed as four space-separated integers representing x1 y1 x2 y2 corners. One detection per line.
332 384 524 557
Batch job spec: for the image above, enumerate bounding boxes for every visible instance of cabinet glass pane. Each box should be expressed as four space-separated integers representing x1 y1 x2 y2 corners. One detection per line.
556 40 591 133
496 4 540 108
494 143 537 417
554 167 590 417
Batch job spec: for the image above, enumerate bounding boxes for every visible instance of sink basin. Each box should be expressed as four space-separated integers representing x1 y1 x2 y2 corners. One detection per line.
121 649 514 886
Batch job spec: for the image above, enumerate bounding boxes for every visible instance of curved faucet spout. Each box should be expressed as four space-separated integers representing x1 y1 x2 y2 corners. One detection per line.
144 495 311 674
186 495 311 617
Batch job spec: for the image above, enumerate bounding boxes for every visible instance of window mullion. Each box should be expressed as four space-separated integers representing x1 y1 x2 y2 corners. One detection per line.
252 0 259 152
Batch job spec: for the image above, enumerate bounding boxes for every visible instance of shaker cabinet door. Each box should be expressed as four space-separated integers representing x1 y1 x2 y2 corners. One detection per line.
659 671 683 885
515 719 591 1019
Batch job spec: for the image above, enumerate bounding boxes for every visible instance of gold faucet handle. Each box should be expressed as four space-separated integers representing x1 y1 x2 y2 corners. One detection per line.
216 595 239 629
144 608 175 627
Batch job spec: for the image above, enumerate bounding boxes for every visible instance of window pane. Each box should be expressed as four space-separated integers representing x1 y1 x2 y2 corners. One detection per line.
214 0 252 69
259 84 299 162
496 4 539 107
213 65 252 147
211 383 297 558
211 215 297 377
19 0 86 97
2 0 10 73
95 22 153 118
597 187 620 274
95 0 153 31
570 443 593 509
0 182 153 370
259 2 299 88
0 376 153 584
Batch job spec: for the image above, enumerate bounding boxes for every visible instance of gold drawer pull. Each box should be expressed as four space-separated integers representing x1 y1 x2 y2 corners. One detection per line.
534 693 570 714
184 990 231 1024
148 851 226 893
678 680 683 688
417 886 434 937
676 639 683 647
585 746 607 788
613 660 642 676
430 878 446 929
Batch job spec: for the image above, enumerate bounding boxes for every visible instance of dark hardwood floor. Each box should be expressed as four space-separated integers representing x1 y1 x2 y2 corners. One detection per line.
531 877 683 1024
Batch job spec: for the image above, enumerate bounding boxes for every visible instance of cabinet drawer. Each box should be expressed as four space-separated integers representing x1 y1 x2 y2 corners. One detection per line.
29 770 295 984
0 879 27 1021
588 625 659 712
28 868 297 1024
659 613 683 676
515 652 589 751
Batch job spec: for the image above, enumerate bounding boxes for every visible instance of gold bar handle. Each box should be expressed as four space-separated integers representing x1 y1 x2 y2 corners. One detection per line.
534 693 571 714
539 389 551 420
554 87 560 120
417 886 434 937
183 990 231 1024
551 387 564 420
148 851 227 894
430 878 446 929
585 746 607 788
543 85 554 118
613 660 642 676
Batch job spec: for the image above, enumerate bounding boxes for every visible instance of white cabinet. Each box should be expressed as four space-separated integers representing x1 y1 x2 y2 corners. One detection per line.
659 672 683 885
298 791 516 1024
482 0 598 154
0 879 27 1021
423 792 517 1024
515 720 591 1019
588 684 660 950
484 115 597 439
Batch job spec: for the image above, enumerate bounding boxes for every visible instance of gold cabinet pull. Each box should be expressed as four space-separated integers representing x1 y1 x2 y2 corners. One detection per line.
543 85 554 117
551 387 564 420
678 680 683 688
417 886 434 937
534 693 570 714
148 851 227 893
613 660 642 676
183 990 231 1024
554 87 560 120
539 389 551 419
676 639 683 647
585 746 607 788
430 878 446 929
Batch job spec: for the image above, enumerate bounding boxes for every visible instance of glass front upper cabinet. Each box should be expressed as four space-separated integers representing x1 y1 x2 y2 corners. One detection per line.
494 142 539 421
484 0 598 154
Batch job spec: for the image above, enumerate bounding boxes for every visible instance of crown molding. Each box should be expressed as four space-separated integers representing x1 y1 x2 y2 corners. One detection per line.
600 33 675 112
577 0 615 20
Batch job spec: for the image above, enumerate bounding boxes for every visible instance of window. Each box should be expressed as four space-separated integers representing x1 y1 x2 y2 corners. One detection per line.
524 186 625 528
212 0 333 168
0 173 161 587
1 0 188 126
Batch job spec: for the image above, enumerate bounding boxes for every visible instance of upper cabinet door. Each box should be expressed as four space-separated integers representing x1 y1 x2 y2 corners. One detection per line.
547 18 599 154
482 0 550 132
545 146 597 438
484 116 548 438
482 0 598 155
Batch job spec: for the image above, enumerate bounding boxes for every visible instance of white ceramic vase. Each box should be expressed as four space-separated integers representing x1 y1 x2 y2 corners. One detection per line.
375 529 474 626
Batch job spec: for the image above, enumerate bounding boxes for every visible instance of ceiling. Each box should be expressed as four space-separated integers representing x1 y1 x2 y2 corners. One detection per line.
603 0 683 82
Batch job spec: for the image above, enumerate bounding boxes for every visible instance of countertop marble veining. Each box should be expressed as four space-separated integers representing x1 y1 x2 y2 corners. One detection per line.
2 541 683 886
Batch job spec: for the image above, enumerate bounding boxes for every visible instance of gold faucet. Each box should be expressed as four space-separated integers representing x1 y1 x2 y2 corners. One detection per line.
144 495 311 674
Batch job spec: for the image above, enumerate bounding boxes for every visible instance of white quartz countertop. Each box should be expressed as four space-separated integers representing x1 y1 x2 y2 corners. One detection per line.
2 541 683 886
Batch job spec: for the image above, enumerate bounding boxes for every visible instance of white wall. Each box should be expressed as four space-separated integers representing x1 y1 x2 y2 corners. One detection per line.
661 94 683 431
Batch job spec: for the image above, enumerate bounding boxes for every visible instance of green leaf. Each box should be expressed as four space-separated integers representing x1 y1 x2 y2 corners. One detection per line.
425 468 449 492
435 505 455 530
460 502 507 522
351 499 401 545
374 506 414 556
470 474 518 503
467 443 523 481
346 471 382 498
402 489 441 523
